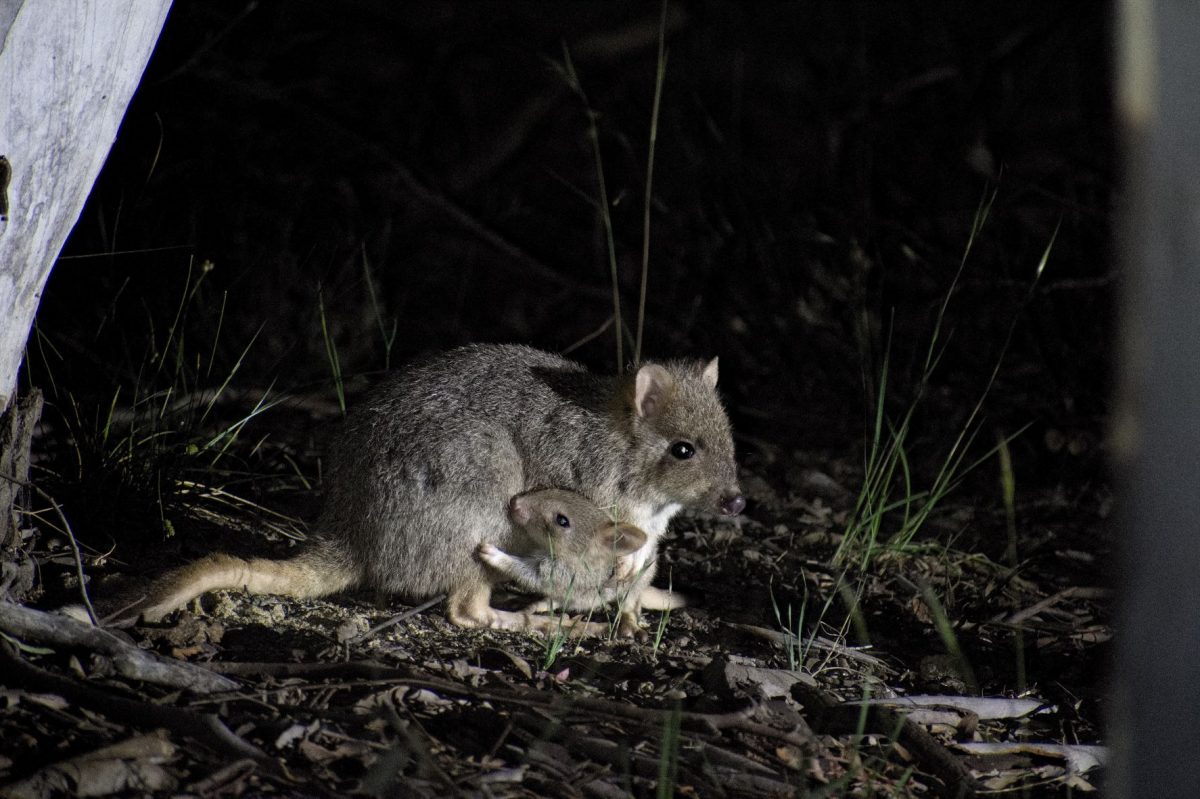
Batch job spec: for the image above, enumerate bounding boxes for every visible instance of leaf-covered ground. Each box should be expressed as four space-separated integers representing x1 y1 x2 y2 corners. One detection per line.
2 417 1110 796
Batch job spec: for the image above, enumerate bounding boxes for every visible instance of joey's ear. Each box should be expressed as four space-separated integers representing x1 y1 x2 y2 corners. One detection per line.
635 364 675 419
702 357 719 389
600 522 647 555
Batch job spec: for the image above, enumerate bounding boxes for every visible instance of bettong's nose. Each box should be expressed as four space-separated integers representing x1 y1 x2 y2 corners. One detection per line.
719 494 746 516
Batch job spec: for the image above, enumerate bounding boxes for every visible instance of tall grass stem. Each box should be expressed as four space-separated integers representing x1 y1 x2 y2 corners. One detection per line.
561 45 623 372
634 1 669 367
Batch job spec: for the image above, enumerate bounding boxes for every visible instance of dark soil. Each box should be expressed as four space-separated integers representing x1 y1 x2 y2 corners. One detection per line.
4 2 1113 796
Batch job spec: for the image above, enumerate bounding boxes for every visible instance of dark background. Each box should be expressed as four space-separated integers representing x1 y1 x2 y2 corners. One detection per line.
11 5 1120 777
31 0 1113 528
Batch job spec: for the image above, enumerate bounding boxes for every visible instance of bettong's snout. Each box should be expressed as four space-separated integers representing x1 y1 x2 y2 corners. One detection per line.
718 493 746 516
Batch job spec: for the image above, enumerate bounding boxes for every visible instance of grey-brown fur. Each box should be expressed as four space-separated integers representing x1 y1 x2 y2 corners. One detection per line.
130 344 742 633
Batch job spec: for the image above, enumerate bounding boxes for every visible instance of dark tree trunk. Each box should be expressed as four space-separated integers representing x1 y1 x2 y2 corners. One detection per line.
1112 1 1200 797
0 389 41 601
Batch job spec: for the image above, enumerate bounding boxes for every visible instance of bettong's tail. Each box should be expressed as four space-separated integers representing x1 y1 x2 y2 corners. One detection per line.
129 547 356 623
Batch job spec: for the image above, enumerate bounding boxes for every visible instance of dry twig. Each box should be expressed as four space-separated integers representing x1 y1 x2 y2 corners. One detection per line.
0 601 237 694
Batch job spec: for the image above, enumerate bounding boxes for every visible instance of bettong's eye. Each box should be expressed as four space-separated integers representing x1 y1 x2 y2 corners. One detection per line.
555 513 571 528
670 440 695 460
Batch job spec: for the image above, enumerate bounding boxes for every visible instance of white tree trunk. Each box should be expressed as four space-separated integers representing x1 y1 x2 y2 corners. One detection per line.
0 0 173 411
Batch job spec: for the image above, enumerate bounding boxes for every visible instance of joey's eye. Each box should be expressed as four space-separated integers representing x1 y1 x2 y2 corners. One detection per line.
555 513 571 528
670 441 695 460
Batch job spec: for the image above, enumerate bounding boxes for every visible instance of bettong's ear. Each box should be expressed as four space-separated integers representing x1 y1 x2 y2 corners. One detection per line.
598 522 647 555
702 357 718 389
634 364 675 419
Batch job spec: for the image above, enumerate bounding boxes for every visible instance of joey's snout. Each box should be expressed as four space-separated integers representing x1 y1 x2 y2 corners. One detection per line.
718 493 746 516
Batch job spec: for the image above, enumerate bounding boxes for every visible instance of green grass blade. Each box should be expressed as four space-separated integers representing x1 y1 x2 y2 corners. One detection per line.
317 286 346 415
